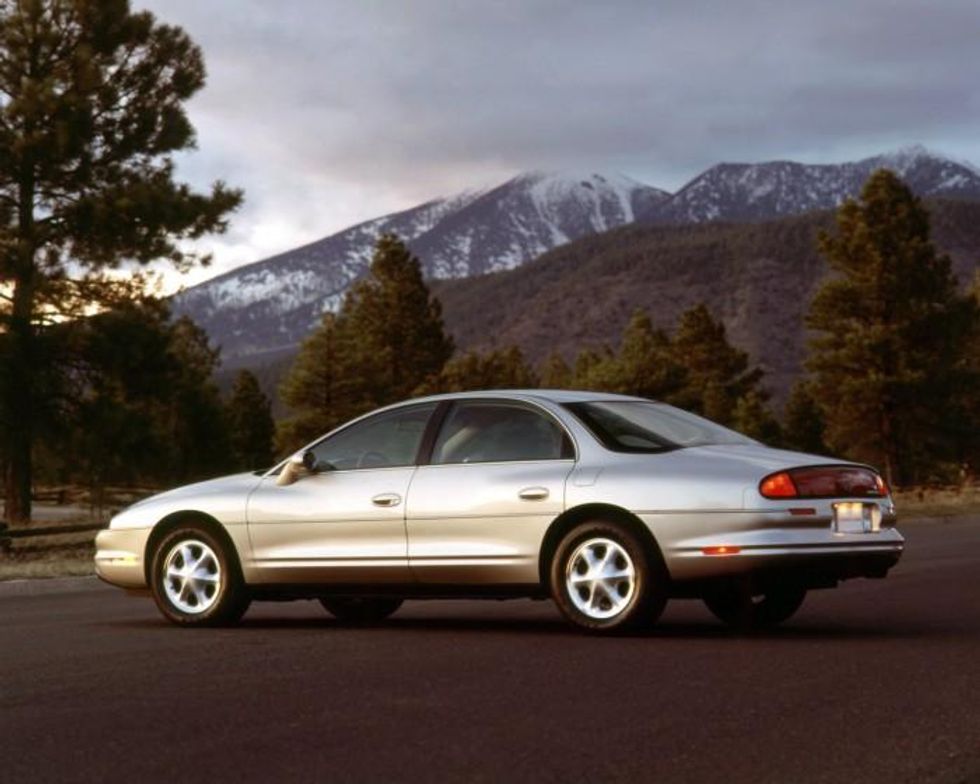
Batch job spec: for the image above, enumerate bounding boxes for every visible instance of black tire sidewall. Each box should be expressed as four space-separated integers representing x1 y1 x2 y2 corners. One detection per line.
704 586 807 630
550 520 664 632
150 525 246 627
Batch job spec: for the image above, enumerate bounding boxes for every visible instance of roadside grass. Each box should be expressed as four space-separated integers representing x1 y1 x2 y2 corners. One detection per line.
893 484 980 519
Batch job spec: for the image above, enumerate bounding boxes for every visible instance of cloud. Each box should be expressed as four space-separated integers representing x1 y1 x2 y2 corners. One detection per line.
135 0 980 285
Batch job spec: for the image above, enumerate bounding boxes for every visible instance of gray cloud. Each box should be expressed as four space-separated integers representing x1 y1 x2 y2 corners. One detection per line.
135 0 980 284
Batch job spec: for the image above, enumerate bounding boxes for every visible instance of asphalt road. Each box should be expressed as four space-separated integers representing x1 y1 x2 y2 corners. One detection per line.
2 518 979 784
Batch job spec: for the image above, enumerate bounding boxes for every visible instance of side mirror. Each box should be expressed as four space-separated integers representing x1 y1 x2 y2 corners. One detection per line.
276 451 315 487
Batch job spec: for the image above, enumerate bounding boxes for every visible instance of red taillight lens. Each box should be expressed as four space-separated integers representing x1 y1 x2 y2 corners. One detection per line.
760 472 797 498
761 466 888 499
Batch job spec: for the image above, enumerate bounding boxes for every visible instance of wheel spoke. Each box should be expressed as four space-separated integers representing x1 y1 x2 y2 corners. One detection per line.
162 538 223 615
565 537 637 621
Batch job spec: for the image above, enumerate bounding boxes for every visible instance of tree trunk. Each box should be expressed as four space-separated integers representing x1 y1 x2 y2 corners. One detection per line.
3 157 38 525
3 281 35 525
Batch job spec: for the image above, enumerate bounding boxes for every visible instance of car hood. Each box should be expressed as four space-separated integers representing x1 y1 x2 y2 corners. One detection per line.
111 472 264 529
129 472 263 508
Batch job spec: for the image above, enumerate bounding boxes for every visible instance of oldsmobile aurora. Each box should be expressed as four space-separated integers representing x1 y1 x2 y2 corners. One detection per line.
95 390 903 633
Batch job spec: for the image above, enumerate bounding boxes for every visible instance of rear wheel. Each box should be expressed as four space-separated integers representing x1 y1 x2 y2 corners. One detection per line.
150 525 250 627
550 520 667 633
319 597 403 624
704 584 806 630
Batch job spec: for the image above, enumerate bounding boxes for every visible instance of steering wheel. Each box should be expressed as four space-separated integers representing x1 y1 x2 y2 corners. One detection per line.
357 451 389 469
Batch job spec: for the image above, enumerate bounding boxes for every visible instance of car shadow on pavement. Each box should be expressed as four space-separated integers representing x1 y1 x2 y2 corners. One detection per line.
104 614 955 641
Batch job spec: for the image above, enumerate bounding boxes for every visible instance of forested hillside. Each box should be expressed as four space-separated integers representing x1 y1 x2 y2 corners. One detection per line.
433 199 980 402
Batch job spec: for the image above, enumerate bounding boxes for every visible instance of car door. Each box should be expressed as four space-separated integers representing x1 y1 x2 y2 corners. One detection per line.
405 399 576 585
246 403 437 584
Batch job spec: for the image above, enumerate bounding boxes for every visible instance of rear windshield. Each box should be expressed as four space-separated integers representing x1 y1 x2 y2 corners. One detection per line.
565 401 755 452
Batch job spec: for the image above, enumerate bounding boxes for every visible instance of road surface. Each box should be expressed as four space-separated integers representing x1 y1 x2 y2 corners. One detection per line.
2 517 978 783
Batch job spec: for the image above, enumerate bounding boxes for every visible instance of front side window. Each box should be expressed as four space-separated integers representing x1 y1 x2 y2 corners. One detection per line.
310 403 437 471
565 401 754 452
431 402 573 465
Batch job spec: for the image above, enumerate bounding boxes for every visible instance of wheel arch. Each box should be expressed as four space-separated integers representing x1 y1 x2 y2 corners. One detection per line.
538 502 668 590
143 511 244 586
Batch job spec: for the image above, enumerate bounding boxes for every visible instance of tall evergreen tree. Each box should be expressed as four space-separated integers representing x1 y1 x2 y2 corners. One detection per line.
278 234 453 451
420 346 537 393
164 317 229 481
614 309 685 400
0 1 241 523
782 381 828 455
571 346 618 391
539 351 573 389
278 313 361 449
670 304 763 425
806 169 977 484
226 370 274 470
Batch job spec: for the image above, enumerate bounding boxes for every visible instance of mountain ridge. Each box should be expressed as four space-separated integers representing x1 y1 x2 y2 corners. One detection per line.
175 146 980 368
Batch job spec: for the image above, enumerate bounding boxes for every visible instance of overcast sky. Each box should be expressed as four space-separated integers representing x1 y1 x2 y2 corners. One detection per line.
135 0 980 289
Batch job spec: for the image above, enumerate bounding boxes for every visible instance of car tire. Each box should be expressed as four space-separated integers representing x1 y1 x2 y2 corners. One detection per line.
150 524 250 627
550 520 668 633
319 597 403 624
704 584 806 630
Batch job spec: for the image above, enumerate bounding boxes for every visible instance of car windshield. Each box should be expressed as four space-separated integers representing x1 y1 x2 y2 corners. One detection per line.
565 401 755 452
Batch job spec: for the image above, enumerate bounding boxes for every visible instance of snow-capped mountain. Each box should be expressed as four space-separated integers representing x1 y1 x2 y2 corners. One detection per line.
650 145 980 224
174 172 668 360
175 146 980 365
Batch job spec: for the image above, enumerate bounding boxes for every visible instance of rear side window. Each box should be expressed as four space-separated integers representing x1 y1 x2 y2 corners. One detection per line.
431 402 574 465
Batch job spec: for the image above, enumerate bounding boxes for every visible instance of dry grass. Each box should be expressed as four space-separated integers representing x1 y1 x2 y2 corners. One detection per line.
893 484 980 519
0 547 95 581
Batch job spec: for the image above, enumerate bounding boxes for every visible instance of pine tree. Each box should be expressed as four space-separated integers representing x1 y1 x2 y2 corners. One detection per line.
733 389 783 444
421 346 537 393
571 346 618 391
343 234 454 404
278 313 362 450
539 351 573 389
670 304 762 425
226 370 275 470
0 2 241 523
782 381 828 455
277 234 453 451
614 309 685 400
165 317 229 481
806 169 977 484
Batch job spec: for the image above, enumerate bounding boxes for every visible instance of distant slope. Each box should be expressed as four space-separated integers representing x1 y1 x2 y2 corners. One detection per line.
433 199 980 403
651 146 980 225
174 172 668 361
183 145 980 383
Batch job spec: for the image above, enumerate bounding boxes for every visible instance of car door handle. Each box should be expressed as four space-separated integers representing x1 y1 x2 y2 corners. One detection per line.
518 486 549 501
371 493 402 507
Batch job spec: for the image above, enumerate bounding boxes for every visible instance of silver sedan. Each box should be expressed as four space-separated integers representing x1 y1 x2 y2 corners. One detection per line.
95 390 904 633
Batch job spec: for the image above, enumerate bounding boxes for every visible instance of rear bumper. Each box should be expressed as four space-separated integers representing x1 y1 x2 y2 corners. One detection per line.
642 508 904 586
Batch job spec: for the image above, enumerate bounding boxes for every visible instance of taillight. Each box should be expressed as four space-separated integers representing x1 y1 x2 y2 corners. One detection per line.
760 472 797 498
760 466 887 499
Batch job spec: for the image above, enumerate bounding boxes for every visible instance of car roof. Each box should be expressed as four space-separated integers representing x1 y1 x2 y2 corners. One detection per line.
407 389 650 405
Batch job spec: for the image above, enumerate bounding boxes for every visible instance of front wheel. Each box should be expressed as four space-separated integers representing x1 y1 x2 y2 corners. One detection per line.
550 520 668 633
150 525 250 627
704 585 806 630
319 597 403 624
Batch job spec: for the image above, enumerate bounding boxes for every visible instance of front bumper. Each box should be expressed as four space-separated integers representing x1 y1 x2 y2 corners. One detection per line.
94 527 151 589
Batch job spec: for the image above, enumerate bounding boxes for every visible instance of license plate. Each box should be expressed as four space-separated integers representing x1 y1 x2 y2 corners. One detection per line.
833 502 882 533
